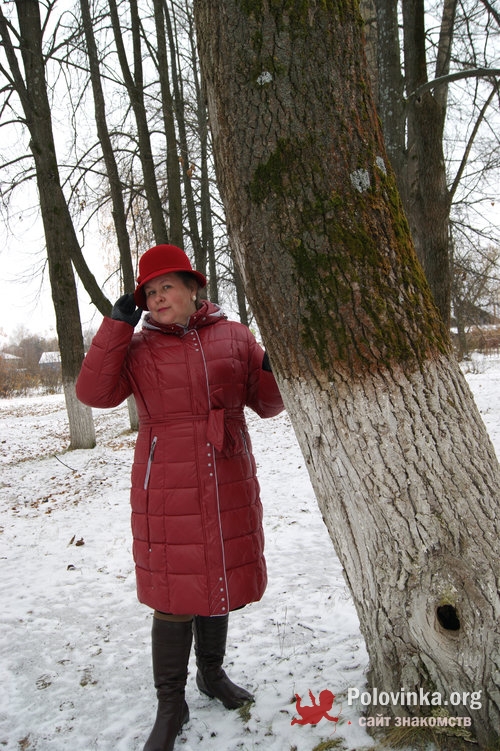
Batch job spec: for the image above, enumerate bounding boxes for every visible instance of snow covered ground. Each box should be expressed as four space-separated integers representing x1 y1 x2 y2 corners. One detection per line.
1 354 499 751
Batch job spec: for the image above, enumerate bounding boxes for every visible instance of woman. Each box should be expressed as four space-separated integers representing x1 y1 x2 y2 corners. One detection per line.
76 244 284 751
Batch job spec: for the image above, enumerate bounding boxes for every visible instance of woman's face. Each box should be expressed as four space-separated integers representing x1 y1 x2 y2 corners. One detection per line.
144 273 197 326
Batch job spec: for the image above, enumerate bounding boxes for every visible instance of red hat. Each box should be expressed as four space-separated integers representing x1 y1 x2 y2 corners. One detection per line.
134 244 207 310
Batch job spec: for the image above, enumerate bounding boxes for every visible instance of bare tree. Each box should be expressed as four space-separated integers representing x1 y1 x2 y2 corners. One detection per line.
193 1 500 746
361 0 500 329
0 0 95 449
151 0 184 246
182 2 217 299
107 0 169 243
79 0 135 293
164 0 207 276
72 0 220 295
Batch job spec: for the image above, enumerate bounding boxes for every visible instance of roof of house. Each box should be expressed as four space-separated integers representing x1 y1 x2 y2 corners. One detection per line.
39 351 61 365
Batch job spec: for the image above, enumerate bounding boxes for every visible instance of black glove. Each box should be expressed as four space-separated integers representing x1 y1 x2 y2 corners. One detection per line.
111 294 142 327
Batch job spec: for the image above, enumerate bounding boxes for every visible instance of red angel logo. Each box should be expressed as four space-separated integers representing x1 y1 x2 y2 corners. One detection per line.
291 689 340 726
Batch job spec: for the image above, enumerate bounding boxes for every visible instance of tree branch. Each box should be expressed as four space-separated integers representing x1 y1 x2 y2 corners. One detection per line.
409 67 500 99
449 86 497 203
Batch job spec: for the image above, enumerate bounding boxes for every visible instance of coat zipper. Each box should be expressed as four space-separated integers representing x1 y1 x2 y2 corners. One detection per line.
144 435 158 490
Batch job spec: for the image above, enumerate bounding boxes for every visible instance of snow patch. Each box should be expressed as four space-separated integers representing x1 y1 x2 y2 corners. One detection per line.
2 358 500 749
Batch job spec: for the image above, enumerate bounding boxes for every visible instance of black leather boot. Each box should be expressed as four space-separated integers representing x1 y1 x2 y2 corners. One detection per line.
143 617 193 751
193 614 254 709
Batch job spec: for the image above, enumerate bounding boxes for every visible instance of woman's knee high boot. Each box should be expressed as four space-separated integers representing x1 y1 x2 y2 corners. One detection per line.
193 614 254 709
143 617 193 751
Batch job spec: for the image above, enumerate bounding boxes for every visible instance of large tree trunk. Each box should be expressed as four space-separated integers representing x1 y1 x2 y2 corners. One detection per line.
7 0 95 450
193 1 500 746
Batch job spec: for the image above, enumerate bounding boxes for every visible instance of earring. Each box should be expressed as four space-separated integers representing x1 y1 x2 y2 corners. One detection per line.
192 295 197 301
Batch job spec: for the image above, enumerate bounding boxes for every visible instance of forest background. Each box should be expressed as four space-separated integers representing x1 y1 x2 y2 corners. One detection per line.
0 0 499 377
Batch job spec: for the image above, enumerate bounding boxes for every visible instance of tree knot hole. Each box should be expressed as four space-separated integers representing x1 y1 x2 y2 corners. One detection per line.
436 604 460 631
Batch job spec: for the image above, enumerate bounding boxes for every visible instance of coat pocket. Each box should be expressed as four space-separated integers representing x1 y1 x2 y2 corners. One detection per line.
144 435 158 490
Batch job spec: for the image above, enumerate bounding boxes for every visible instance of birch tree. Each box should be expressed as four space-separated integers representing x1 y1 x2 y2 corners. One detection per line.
193 1 500 746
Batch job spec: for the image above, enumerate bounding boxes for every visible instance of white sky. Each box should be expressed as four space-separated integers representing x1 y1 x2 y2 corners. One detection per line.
0 216 108 344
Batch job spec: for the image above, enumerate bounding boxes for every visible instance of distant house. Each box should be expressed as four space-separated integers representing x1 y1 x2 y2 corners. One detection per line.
0 352 22 370
39 351 61 371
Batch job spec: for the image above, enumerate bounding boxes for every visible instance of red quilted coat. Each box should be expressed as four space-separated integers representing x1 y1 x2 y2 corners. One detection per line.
76 301 284 616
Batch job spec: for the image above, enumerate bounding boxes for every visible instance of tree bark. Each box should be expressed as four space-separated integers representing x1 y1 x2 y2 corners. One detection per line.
1 0 95 450
193 1 500 745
